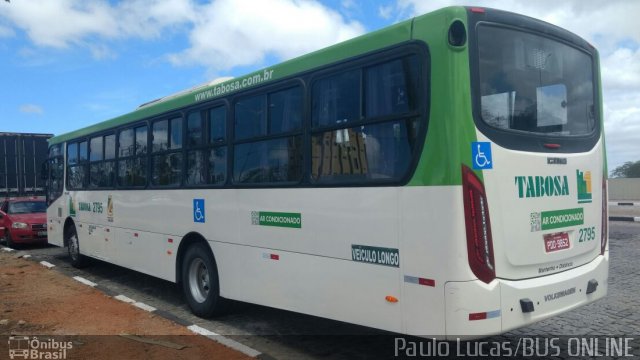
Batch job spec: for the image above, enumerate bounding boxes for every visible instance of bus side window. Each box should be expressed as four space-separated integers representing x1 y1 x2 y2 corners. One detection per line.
103 134 116 187
67 142 86 189
235 95 266 140
208 107 227 185
185 107 227 187
151 118 182 186
365 56 419 118
233 86 303 185
186 111 205 185
233 137 302 184
269 87 302 134
312 70 360 128
117 126 147 187
311 55 421 184
67 143 78 165
89 136 103 188
210 106 226 143
48 144 64 203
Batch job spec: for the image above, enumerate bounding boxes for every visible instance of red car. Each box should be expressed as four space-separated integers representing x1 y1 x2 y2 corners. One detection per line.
0 197 48 247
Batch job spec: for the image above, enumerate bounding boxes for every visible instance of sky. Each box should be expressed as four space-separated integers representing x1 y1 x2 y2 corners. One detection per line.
0 0 638 173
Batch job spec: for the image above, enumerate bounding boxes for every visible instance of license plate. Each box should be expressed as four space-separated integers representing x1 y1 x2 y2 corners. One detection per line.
544 232 570 252
37 231 47 236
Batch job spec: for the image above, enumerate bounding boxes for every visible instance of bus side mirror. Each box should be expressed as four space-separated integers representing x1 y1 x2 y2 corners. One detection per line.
40 160 49 181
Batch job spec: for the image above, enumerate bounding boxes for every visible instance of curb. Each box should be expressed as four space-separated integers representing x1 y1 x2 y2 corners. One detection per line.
609 202 640 207
608 216 640 222
1 248 265 359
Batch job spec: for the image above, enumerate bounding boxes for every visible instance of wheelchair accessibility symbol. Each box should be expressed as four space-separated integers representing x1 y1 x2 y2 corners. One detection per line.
472 142 493 170
193 199 205 223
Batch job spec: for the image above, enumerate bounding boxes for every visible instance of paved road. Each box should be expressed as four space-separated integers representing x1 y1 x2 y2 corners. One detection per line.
609 203 640 218
4 221 640 359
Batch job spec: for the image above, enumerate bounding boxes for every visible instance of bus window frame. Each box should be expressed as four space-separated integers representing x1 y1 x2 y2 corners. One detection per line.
149 114 185 188
54 41 430 191
467 10 601 153
231 79 306 187
65 140 89 191
47 143 64 205
184 100 230 188
88 132 117 189
116 121 150 189
306 46 428 187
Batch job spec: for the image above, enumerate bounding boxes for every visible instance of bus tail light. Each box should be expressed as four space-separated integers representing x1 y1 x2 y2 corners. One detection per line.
462 165 495 283
601 176 608 255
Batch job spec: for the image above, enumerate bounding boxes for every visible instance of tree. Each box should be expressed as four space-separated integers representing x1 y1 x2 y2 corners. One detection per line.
611 160 640 178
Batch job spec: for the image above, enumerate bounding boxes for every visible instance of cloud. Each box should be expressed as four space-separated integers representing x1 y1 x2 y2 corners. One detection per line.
0 24 15 38
378 4 393 20
395 0 640 46
2 1 118 48
115 0 196 39
1 0 364 71
167 0 365 72
604 103 640 172
601 47 640 92
393 0 640 168
19 104 44 114
341 0 357 11
0 0 195 49
3 0 636 167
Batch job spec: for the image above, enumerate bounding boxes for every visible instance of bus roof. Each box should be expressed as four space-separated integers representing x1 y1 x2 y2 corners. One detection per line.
48 6 447 146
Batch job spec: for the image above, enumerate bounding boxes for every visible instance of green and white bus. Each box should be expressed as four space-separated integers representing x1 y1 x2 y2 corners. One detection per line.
45 6 608 337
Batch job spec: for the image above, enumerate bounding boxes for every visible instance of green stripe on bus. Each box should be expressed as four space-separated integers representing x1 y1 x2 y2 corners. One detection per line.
408 7 480 186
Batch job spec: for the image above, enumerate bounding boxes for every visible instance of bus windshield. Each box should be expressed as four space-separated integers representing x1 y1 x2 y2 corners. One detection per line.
477 25 596 136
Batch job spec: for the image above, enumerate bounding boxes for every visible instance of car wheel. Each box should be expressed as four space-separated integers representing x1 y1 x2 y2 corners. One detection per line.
5 231 15 248
66 226 88 268
182 242 228 317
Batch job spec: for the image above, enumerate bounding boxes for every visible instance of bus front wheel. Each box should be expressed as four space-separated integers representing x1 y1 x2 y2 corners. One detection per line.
66 226 88 268
181 242 227 317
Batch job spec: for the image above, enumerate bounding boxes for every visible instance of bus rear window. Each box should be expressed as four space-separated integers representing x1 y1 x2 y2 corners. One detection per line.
477 25 596 136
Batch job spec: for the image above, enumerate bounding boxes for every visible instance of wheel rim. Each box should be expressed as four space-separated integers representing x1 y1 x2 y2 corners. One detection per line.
69 234 79 261
188 258 210 303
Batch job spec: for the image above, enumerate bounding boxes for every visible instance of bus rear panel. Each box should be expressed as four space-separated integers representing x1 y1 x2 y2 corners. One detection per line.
440 7 607 337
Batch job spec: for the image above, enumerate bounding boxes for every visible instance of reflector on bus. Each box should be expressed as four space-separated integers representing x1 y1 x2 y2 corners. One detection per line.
462 165 495 283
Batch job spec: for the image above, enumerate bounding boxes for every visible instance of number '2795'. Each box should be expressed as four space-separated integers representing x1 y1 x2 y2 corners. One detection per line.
578 226 596 243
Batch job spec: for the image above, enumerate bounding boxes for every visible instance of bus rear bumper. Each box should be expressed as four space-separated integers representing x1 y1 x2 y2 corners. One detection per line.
444 253 608 339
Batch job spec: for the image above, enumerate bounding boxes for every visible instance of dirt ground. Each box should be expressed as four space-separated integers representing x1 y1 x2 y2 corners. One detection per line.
0 251 252 360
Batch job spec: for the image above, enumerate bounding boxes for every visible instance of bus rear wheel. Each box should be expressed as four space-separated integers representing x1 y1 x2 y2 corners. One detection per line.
66 225 88 268
181 242 227 317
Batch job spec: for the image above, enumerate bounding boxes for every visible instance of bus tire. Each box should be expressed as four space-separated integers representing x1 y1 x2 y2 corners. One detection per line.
181 242 227 317
66 225 88 268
